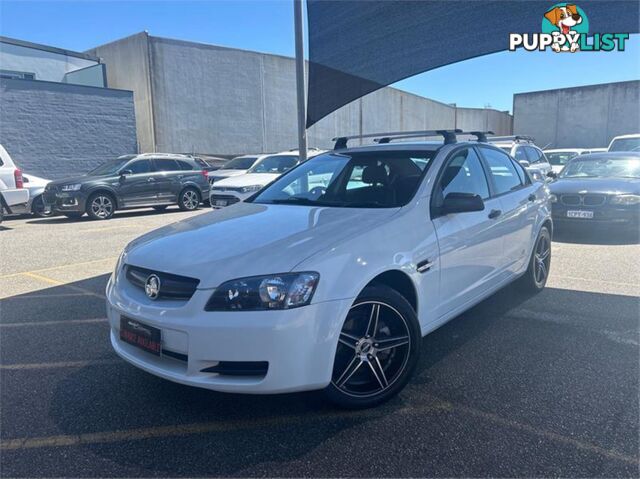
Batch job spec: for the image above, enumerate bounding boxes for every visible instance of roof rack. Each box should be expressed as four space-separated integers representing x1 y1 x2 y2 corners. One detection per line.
487 135 535 143
332 129 463 149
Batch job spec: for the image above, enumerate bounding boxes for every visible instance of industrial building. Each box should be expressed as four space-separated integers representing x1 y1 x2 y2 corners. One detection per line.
88 32 513 156
0 36 137 179
513 80 640 149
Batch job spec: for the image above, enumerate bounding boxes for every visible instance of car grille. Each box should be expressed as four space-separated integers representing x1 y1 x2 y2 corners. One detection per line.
210 194 240 205
125 265 199 300
560 194 607 207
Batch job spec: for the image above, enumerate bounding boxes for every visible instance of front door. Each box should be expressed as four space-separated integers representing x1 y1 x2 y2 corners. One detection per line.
151 159 183 203
118 159 156 206
430 147 506 318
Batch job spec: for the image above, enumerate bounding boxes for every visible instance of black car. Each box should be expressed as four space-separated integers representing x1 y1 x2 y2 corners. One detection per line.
549 152 640 230
43 154 211 220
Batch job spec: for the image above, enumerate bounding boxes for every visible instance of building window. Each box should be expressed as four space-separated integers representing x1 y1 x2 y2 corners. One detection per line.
0 69 35 80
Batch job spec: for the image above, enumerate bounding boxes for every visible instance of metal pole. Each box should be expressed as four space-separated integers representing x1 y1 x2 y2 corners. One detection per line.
294 0 307 162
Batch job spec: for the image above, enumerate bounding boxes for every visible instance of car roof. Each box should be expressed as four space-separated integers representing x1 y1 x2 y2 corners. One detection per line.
611 133 640 140
573 151 640 161
132 153 198 161
544 148 587 153
328 140 503 155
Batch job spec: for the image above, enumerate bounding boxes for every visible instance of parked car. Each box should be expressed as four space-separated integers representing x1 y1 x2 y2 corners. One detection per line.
608 134 640 152
108 130 551 408
22 174 52 217
489 135 551 181
198 156 229 172
209 149 324 208
549 152 640 231
43 153 210 220
0 144 29 222
544 148 590 174
207 154 265 185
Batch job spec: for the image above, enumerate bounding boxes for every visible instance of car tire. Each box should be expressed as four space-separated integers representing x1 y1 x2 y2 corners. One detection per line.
0 202 4 224
63 212 84 219
518 225 551 293
153 205 168 212
31 196 52 218
178 187 201 211
324 284 421 409
86 192 116 220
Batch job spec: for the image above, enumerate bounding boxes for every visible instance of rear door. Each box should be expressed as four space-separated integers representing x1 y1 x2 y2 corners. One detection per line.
478 146 537 274
152 159 182 203
117 159 156 206
431 146 506 316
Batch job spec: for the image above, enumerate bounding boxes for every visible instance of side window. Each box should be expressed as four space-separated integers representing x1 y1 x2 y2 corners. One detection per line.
177 160 193 171
514 147 528 162
511 158 531 185
435 148 490 206
154 159 181 172
127 160 151 174
525 146 542 163
480 147 524 195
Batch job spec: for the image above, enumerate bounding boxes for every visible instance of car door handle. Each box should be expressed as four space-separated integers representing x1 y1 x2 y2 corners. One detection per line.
147 177 156 182
488 209 502 219
528 194 536 202
416 259 433 273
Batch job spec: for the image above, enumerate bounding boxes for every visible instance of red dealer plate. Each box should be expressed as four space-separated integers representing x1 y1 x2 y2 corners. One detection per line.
120 317 161 356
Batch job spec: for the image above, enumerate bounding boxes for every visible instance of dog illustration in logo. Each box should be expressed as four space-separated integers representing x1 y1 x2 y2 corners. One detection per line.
544 4 583 52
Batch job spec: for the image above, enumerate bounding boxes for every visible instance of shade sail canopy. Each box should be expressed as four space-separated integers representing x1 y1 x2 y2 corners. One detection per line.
306 0 639 127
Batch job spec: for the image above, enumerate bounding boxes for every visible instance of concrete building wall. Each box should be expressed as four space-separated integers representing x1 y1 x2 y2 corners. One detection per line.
513 81 640 149
90 33 513 156
0 78 137 179
455 107 513 135
0 38 100 85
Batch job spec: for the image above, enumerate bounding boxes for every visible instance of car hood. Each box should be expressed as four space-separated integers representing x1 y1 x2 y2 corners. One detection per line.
211 172 281 189
550 177 640 195
209 169 247 179
47 175 111 187
125 202 399 288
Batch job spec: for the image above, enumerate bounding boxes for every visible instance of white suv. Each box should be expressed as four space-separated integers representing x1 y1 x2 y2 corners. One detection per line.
108 130 551 408
209 149 324 208
489 135 551 181
608 133 640 152
0 144 29 222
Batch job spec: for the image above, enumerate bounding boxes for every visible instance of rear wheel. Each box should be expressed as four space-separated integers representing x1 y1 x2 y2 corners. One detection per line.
178 187 200 211
86 192 115 220
325 285 420 409
519 226 551 292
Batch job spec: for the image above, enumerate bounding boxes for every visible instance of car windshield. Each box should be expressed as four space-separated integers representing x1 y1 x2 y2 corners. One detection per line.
609 137 640 152
225 156 258 170
249 155 299 174
250 150 435 208
87 158 130 176
546 151 580 166
560 157 640 178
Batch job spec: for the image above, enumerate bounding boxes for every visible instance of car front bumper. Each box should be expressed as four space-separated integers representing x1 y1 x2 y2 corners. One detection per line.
42 190 86 213
551 204 640 227
209 190 252 208
106 271 353 394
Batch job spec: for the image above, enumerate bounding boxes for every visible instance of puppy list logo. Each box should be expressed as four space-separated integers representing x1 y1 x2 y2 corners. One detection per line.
510 3 629 53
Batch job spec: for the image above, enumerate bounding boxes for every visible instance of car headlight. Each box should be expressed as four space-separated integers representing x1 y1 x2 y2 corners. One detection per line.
549 194 558 203
240 185 263 194
61 184 81 192
610 194 640 205
205 272 320 311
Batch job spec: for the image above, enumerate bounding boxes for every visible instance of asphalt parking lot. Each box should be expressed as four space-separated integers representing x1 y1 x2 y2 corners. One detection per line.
0 207 638 477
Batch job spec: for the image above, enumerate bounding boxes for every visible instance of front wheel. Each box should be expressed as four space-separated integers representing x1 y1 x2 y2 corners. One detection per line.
325 285 421 409
32 196 52 218
178 187 201 211
518 226 551 293
86 193 115 220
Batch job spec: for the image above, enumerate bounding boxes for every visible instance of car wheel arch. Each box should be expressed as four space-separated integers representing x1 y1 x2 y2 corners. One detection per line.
88 188 119 209
363 269 418 315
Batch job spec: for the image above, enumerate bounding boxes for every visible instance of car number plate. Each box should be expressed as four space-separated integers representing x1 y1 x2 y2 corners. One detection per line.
567 210 594 219
120 317 161 356
215 200 228 206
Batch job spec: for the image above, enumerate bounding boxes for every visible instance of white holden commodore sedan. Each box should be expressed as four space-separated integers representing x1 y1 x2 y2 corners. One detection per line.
108 130 552 408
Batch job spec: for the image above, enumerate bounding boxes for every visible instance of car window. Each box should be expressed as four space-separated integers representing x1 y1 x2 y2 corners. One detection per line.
511 158 530 185
609 137 640 152
250 155 299 174
513 147 528 162
435 148 490 205
251 150 435 208
546 151 579 166
154 159 181 172
127 160 152 174
480 147 524 195
176 160 194 171
525 146 543 163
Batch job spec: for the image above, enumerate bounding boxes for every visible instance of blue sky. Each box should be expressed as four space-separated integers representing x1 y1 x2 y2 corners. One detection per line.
1 0 638 112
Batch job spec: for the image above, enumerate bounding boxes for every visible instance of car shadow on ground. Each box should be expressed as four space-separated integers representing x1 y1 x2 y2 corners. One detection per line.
553 225 639 245
2 274 638 476
24 206 206 225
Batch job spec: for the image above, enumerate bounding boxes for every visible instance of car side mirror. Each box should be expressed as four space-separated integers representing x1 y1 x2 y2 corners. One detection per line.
441 192 485 215
546 171 558 179
518 159 531 168
120 169 132 177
